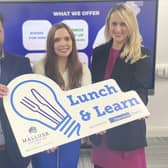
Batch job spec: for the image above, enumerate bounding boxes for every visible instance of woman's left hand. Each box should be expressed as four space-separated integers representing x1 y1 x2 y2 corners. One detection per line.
0 84 8 99
46 147 58 153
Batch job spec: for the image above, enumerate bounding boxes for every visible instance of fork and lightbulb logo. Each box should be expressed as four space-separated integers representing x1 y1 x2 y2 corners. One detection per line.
10 79 80 138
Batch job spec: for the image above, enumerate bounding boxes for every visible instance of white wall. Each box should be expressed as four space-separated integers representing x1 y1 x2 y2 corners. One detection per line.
147 0 168 137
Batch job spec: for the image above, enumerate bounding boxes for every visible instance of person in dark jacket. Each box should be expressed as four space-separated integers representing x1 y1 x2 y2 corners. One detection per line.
90 4 151 168
0 14 32 168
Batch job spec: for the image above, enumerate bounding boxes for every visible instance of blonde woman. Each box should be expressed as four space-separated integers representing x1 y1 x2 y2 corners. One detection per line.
90 4 151 168
32 23 91 168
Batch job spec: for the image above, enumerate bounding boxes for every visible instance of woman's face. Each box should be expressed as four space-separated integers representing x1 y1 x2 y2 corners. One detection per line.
53 27 73 59
109 12 129 47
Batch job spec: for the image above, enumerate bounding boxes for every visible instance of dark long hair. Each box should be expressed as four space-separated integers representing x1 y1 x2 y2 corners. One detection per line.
45 22 83 89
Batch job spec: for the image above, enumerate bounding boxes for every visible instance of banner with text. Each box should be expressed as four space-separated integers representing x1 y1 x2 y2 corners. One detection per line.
3 74 150 157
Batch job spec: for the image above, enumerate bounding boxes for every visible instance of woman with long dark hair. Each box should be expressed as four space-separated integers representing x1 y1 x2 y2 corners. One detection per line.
32 22 91 168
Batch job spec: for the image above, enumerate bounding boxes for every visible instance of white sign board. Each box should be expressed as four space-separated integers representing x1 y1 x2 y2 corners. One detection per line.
3 74 150 157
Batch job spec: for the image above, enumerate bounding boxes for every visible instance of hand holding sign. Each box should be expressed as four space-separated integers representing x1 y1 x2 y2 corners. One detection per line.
3 74 150 157
19 87 80 138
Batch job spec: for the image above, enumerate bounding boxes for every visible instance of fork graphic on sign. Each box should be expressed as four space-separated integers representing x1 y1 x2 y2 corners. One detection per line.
10 80 80 138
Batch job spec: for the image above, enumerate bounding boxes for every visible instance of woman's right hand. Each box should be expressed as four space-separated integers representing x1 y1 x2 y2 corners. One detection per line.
96 130 107 135
0 84 8 99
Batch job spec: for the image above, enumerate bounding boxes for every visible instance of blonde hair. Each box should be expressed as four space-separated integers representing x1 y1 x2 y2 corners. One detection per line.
105 4 143 63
